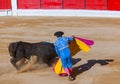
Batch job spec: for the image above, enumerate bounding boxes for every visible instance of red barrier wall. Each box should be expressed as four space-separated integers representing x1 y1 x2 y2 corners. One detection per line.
86 0 107 10
0 0 11 9
18 0 40 9
41 0 62 9
1 0 120 11
108 0 120 10
64 0 84 9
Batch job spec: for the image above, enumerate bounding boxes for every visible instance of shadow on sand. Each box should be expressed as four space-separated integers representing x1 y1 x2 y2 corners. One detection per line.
72 58 81 65
72 59 114 79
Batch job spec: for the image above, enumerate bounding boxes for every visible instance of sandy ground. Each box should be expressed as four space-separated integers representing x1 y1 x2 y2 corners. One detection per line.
0 16 120 84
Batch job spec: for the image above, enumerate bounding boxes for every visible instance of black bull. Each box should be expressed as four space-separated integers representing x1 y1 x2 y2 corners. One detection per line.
8 41 58 73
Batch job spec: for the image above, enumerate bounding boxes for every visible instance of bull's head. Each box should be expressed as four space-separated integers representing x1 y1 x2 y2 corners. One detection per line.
8 42 18 57
8 42 20 70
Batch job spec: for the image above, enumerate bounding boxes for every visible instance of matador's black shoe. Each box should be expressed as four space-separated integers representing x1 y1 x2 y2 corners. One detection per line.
68 75 75 81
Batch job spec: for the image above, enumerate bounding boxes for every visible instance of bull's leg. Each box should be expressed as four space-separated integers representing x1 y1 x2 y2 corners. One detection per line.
17 56 37 73
16 58 26 69
10 57 20 70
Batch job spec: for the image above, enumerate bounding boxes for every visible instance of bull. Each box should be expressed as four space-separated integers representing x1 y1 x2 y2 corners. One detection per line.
8 41 57 73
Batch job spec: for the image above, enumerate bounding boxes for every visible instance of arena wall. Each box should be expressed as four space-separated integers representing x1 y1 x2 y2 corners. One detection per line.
0 0 120 17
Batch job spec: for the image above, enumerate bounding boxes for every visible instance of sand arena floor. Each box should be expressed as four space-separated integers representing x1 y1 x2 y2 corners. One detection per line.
0 16 120 84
